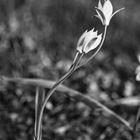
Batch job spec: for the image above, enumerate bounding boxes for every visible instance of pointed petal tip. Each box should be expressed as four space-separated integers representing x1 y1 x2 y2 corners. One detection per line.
83 30 88 33
98 33 103 37
111 7 125 18
95 30 98 34
95 7 98 11
98 0 103 9
122 7 125 10
92 27 94 30
118 7 125 12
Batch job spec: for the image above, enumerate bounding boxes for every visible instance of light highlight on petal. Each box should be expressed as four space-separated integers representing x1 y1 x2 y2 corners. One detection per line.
95 0 124 26
77 29 102 54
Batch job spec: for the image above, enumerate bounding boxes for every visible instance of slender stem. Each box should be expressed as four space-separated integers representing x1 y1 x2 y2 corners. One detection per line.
72 52 79 66
34 87 45 140
36 26 107 140
132 104 140 140
36 53 84 140
68 52 79 70
76 25 107 70
75 53 84 68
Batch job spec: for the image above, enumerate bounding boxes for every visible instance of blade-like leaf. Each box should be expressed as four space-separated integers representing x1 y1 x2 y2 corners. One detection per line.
111 7 125 19
34 87 45 140
1 76 133 131
95 8 105 24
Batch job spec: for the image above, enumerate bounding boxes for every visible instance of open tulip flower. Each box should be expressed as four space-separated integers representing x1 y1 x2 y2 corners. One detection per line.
77 28 102 54
95 0 124 26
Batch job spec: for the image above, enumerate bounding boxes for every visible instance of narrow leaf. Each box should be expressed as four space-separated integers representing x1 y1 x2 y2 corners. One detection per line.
1 76 133 131
34 87 45 140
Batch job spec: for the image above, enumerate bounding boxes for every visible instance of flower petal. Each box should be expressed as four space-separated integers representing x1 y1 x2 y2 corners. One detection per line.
84 29 97 45
98 0 103 10
95 8 106 25
103 0 113 25
92 33 102 48
84 38 97 53
103 0 113 15
77 30 87 53
84 33 102 53
111 7 125 19
95 14 104 25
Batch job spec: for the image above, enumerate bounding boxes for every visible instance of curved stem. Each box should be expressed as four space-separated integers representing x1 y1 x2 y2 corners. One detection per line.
76 25 107 70
36 26 107 140
131 105 140 140
36 52 84 140
68 51 79 70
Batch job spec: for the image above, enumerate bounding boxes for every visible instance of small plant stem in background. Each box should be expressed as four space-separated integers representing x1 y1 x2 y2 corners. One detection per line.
36 52 84 140
132 104 140 140
34 87 45 140
76 25 107 69
0 76 133 131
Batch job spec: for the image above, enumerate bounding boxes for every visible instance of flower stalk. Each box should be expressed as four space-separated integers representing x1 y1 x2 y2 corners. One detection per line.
34 1 124 140
36 19 106 140
35 52 84 140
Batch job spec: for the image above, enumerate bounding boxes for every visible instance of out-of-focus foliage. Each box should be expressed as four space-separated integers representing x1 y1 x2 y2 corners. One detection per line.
0 0 140 140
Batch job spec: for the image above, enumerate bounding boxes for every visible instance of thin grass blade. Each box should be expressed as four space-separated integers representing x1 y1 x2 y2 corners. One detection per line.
34 87 45 140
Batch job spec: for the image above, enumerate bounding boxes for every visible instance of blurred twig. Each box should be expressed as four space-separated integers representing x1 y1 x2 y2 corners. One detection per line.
0 76 133 131
34 87 45 140
131 104 140 140
111 97 140 107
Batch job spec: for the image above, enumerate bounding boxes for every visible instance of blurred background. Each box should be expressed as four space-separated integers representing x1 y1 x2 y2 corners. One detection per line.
0 0 140 139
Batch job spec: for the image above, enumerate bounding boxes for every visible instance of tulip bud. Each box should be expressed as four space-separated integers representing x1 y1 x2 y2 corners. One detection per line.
95 0 124 26
77 28 102 54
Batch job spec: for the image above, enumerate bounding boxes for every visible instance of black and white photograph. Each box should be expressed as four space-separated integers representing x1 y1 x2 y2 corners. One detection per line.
0 0 140 140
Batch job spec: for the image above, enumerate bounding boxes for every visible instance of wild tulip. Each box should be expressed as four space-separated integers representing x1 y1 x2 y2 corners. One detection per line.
95 0 124 26
77 28 102 54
